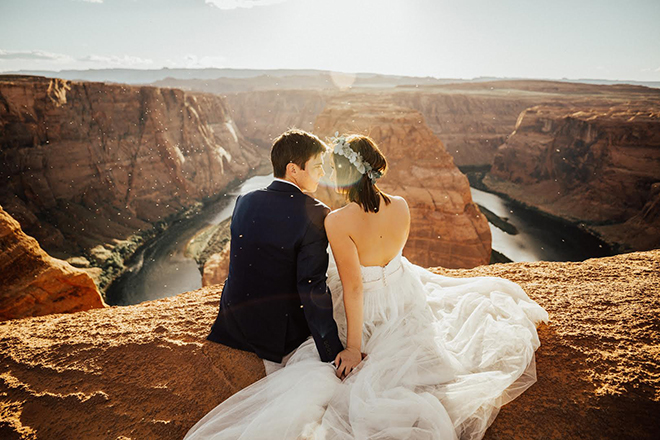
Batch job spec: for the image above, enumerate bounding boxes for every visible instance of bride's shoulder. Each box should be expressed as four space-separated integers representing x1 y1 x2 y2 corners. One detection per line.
325 203 361 231
324 207 351 239
326 203 356 222
387 194 408 206
385 194 410 212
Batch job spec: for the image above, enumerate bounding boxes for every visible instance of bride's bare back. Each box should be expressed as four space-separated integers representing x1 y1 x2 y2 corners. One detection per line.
326 194 410 267
324 134 411 376
324 193 410 374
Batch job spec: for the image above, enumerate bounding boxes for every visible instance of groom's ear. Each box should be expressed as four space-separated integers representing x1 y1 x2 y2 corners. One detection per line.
285 161 299 177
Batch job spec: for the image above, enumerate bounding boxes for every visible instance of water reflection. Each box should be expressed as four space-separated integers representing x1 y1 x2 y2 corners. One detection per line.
208 175 274 224
107 178 613 305
105 174 274 305
470 187 612 262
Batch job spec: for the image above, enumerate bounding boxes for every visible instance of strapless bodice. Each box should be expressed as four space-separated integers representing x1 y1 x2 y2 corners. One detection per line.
359 251 404 291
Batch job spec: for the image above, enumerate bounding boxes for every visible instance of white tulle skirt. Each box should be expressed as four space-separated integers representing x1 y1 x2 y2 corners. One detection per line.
185 254 548 440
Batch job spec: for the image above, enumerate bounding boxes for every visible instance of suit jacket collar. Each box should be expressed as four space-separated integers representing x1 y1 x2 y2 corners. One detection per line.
268 179 303 194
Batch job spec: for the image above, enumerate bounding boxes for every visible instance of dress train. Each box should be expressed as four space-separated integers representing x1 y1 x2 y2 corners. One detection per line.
185 253 548 440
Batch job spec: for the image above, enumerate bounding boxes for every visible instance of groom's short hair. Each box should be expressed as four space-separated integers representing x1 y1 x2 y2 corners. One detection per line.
271 129 327 178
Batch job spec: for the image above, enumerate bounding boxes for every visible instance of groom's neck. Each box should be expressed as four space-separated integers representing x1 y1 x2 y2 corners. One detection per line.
274 177 301 191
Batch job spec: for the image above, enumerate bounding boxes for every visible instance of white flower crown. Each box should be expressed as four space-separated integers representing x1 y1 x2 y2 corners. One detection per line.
331 132 383 184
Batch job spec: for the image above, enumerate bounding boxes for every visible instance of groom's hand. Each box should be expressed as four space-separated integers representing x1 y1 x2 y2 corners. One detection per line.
334 347 363 379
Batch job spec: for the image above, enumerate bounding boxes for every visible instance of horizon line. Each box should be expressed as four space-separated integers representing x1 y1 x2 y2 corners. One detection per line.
2 67 660 85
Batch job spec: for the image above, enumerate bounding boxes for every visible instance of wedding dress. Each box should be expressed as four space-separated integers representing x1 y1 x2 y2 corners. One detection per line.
185 251 548 440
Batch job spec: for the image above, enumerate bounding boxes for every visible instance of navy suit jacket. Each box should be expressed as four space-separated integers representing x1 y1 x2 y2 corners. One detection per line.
207 180 344 363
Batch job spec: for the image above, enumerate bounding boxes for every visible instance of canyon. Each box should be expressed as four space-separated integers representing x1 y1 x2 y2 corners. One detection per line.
0 250 657 439
183 83 540 168
217 81 660 254
172 79 637 168
0 72 658 438
2 74 659 315
0 75 264 291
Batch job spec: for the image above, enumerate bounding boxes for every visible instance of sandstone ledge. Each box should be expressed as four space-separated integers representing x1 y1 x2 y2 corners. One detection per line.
0 251 658 439
0 206 106 322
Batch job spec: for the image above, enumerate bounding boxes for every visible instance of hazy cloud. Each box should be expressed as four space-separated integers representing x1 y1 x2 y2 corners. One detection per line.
205 0 288 10
166 54 228 68
0 50 73 61
78 54 154 67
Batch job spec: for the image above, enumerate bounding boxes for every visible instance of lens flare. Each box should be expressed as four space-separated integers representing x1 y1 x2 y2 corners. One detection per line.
319 159 363 193
330 71 356 90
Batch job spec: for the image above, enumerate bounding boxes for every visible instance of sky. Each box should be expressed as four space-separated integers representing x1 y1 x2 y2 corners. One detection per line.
1 0 659 81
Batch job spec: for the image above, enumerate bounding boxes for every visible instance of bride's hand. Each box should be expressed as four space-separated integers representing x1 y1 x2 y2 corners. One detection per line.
334 347 363 379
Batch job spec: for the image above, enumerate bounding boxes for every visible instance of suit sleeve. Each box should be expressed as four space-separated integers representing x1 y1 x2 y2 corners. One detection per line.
296 206 344 362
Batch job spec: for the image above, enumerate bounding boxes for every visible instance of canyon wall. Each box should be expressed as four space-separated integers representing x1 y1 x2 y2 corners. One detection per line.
485 101 660 251
0 206 105 321
182 81 660 276
392 89 539 167
0 251 657 439
224 90 327 150
0 75 263 260
222 84 545 168
391 81 659 168
312 94 491 268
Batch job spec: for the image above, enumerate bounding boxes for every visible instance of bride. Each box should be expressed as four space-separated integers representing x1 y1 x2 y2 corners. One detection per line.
185 134 548 440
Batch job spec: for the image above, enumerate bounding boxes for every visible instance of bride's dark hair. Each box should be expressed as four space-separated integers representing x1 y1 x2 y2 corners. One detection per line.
332 134 391 213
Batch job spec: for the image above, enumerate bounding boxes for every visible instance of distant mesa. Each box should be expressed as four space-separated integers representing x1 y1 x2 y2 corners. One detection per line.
4 68 660 89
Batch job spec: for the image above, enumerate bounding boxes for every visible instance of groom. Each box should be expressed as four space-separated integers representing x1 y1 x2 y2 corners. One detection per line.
207 129 345 374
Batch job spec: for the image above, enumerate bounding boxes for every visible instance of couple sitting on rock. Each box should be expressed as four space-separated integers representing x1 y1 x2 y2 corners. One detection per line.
185 129 548 440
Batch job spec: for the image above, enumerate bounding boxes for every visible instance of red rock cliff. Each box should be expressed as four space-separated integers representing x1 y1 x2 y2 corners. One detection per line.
0 205 105 321
392 80 660 168
485 101 660 251
224 83 544 168
0 75 263 258
392 88 540 167
313 93 491 268
224 90 327 150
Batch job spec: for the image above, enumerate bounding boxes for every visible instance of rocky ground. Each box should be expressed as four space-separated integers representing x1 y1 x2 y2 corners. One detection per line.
185 218 232 287
0 250 657 439
435 250 660 440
